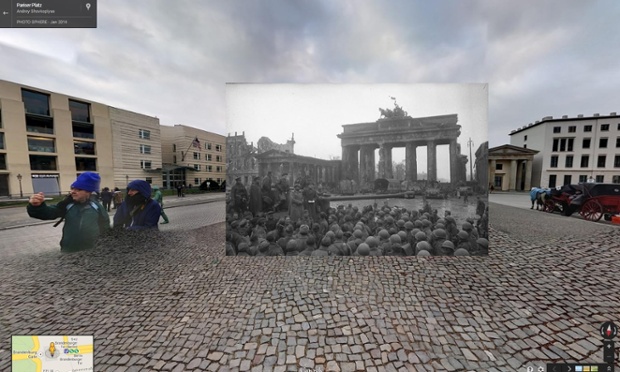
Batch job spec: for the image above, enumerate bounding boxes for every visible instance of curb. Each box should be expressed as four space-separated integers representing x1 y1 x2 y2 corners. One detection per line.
0 197 225 231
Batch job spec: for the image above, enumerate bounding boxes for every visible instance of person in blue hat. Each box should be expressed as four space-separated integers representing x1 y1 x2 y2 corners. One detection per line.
27 172 110 252
113 180 161 230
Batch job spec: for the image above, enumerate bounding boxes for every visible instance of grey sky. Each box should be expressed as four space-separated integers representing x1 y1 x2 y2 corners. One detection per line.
1 0 618 152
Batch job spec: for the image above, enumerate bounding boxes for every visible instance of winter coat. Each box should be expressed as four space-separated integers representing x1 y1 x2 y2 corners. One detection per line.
27 198 110 252
113 181 161 230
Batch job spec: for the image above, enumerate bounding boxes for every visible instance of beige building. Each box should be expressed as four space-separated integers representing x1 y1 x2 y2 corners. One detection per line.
160 125 226 189
488 145 539 191
0 80 116 197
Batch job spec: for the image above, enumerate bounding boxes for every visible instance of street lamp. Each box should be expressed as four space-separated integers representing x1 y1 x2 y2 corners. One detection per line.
125 175 129 185
17 173 23 198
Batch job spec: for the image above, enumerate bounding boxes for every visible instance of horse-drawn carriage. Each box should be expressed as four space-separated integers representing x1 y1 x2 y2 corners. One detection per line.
543 183 620 221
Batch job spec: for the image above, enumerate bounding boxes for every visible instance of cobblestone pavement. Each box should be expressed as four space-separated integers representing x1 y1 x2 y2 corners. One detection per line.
1 202 619 371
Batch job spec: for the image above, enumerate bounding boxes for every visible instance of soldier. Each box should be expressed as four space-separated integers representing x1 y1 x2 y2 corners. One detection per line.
231 177 249 215
248 176 262 217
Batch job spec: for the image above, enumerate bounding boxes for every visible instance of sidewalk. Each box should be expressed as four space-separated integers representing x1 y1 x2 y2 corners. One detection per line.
0 192 225 230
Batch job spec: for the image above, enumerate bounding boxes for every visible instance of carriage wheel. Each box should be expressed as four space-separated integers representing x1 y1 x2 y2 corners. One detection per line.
543 200 555 213
580 200 603 221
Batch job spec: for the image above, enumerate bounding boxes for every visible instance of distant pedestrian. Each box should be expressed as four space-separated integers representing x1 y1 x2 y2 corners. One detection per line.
113 180 161 230
100 187 113 212
152 185 169 224
112 187 123 209
231 177 249 215
248 176 262 216
177 184 184 197
27 172 110 252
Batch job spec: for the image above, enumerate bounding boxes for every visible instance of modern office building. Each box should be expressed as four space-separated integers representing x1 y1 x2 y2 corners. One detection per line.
160 124 226 189
509 113 620 188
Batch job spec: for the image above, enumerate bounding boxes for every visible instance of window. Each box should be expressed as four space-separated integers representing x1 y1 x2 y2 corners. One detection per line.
0 132 4 149
565 155 573 168
615 155 620 168
494 175 502 188
22 89 50 116
579 175 588 183
75 157 97 171
72 122 94 139
583 138 591 149
596 175 604 182
141 160 152 169
618 123 620 130
523 144 527 149
550 156 558 168
495 163 503 170
74 141 95 155
215 144 222 152
554 138 573 152
563 175 572 185
139 129 151 140
207 143 212 150
173 155 177 164
193 152 200 160
568 126 576 133
601 124 610 131
140 144 151 154
580 155 589 168
30 155 57 170
613 175 620 183
194 178 200 185
616 137 620 148
552 139 558 152
69 100 91 123
548 175 557 188
553 126 561 133
28 137 55 153
194 164 201 171
26 115 54 134
524 135 528 141
0 153 6 169
584 125 592 132
600 138 608 148
146 177 152 184
216 166 222 172
597 155 606 168
216 155 222 162
207 165 213 172
173 144 176 152
567 138 574 151
0 108 3 128
207 154 212 161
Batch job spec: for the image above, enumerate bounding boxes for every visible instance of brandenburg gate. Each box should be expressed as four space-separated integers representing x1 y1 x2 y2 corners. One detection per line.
337 112 463 185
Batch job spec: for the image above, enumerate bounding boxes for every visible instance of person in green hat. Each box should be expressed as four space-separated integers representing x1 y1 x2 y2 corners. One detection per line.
152 185 169 224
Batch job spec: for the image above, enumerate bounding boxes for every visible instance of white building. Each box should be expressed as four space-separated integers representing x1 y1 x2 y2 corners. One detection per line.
509 113 620 188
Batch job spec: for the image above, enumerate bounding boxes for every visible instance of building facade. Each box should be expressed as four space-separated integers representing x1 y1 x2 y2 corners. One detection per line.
226 132 258 188
160 125 226 189
509 113 620 188
488 145 539 191
0 80 116 197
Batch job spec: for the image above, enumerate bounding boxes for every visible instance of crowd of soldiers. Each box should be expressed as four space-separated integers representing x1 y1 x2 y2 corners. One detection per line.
226 173 489 257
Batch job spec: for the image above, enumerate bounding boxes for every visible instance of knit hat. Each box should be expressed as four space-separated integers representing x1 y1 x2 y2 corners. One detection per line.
71 172 100 192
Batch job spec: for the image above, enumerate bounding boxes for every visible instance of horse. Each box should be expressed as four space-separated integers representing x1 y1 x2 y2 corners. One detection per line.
529 187 550 210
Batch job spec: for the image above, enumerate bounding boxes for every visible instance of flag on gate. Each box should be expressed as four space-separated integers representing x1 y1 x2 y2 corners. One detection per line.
192 137 200 149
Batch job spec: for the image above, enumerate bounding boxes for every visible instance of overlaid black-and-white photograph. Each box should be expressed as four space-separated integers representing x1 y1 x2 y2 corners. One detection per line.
226 84 488 257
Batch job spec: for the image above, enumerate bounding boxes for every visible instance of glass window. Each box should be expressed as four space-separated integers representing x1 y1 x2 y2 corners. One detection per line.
140 144 151 154
22 89 50 116
215 144 222 152
75 157 97 171
563 175 572 185
216 155 222 162
0 132 4 150
580 155 589 168
560 138 566 152
69 100 90 122
568 126 576 133
548 175 557 188
0 108 3 128
207 165 213 172
584 125 592 132
29 155 57 170
194 164 200 171
146 177 152 184
583 138 591 149
553 126 561 133
139 129 151 140
550 156 558 168
616 137 620 148
523 144 527 149
552 139 558 152
207 154 212 161
207 143 212 150
28 137 55 153
601 124 610 131
596 175 604 182
613 175 620 183
0 153 5 170
173 144 176 152
579 175 587 183
141 160 152 169
72 122 94 139
615 155 620 168
495 163 503 170
567 138 574 152
600 138 608 148
74 141 95 155
193 152 200 160
26 115 54 134
565 156 573 168
597 155 606 168
524 135 528 141
173 155 177 164
216 166 222 172
194 178 200 185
